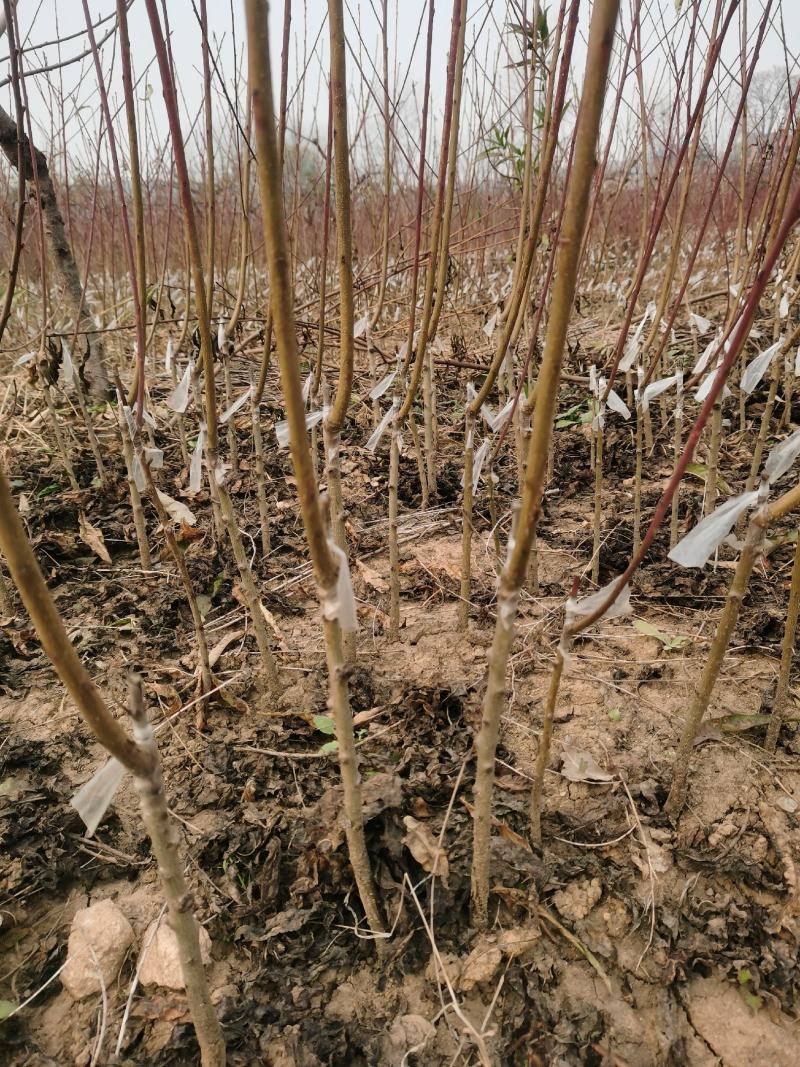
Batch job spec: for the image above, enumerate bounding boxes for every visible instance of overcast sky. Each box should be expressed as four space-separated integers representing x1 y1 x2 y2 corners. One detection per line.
3 1 798 171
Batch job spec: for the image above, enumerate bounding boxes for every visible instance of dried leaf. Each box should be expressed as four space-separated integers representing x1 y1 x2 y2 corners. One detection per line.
560 746 614 783
403 815 449 884
208 628 245 668
156 490 197 527
178 521 204 543
78 512 111 564
459 939 503 990
356 560 389 593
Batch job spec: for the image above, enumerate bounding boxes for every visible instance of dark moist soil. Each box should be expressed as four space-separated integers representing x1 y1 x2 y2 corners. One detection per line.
2 318 800 1066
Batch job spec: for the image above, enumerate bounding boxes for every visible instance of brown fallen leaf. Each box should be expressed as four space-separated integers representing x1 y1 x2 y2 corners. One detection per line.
178 521 204 543
459 937 503 990
78 512 111 564
259 602 289 648
130 994 189 1022
208 628 246 668
403 815 449 884
356 559 389 593
460 797 532 852
560 745 614 784
495 773 529 793
156 489 197 526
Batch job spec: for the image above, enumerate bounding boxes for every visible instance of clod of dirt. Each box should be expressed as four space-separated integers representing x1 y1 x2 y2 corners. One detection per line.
61 898 134 999
687 976 798 1066
551 876 603 922
137 915 212 990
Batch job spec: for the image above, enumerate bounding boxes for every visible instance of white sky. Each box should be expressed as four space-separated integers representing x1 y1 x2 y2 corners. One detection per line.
2 1 798 174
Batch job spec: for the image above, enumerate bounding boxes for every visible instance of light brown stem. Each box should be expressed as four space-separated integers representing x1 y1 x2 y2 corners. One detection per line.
0 464 149 775
591 415 604 585
246 0 384 943
388 416 400 637
43 385 80 492
368 0 392 331
326 0 355 433
765 532 800 752
670 385 683 547
215 479 280 694
470 0 619 927
251 396 272 557
633 396 643 554
666 512 766 814
222 352 239 472
0 561 10 615
128 676 225 1066
530 639 567 844
117 410 152 571
459 412 475 631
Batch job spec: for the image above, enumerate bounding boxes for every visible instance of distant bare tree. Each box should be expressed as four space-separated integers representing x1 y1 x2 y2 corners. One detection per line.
0 2 110 396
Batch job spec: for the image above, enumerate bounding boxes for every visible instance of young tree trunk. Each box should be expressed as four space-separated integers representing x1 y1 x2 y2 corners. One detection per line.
0 103 110 397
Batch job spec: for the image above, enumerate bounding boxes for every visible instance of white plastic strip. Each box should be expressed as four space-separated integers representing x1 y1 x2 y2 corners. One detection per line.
306 408 324 431
59 342 75 388
692 337 718 377
167 360 193 413
275 419 291 449
365 399 398 452
606 387 631 419
321 539 359 632
353 313 369 339
275 408 323 449
220 386 252 424
740 340 781 395
620 311 649 372
689 311 712 335
213 461 231 488
369 367 397 401
165 339 174 373
121 404 136 439
764 428 800 484
189 426 205 495
488 395 515 432
641 374 678 408
695 361 729 403
472 439 491 493
132 453 146 492
480 402 497 430
144 448 163 474
668 490 760 568
70 757 127 837
302 372 313 404
568 577 632 623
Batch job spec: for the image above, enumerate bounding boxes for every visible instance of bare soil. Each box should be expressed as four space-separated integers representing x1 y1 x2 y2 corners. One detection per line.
2 328 800 1066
